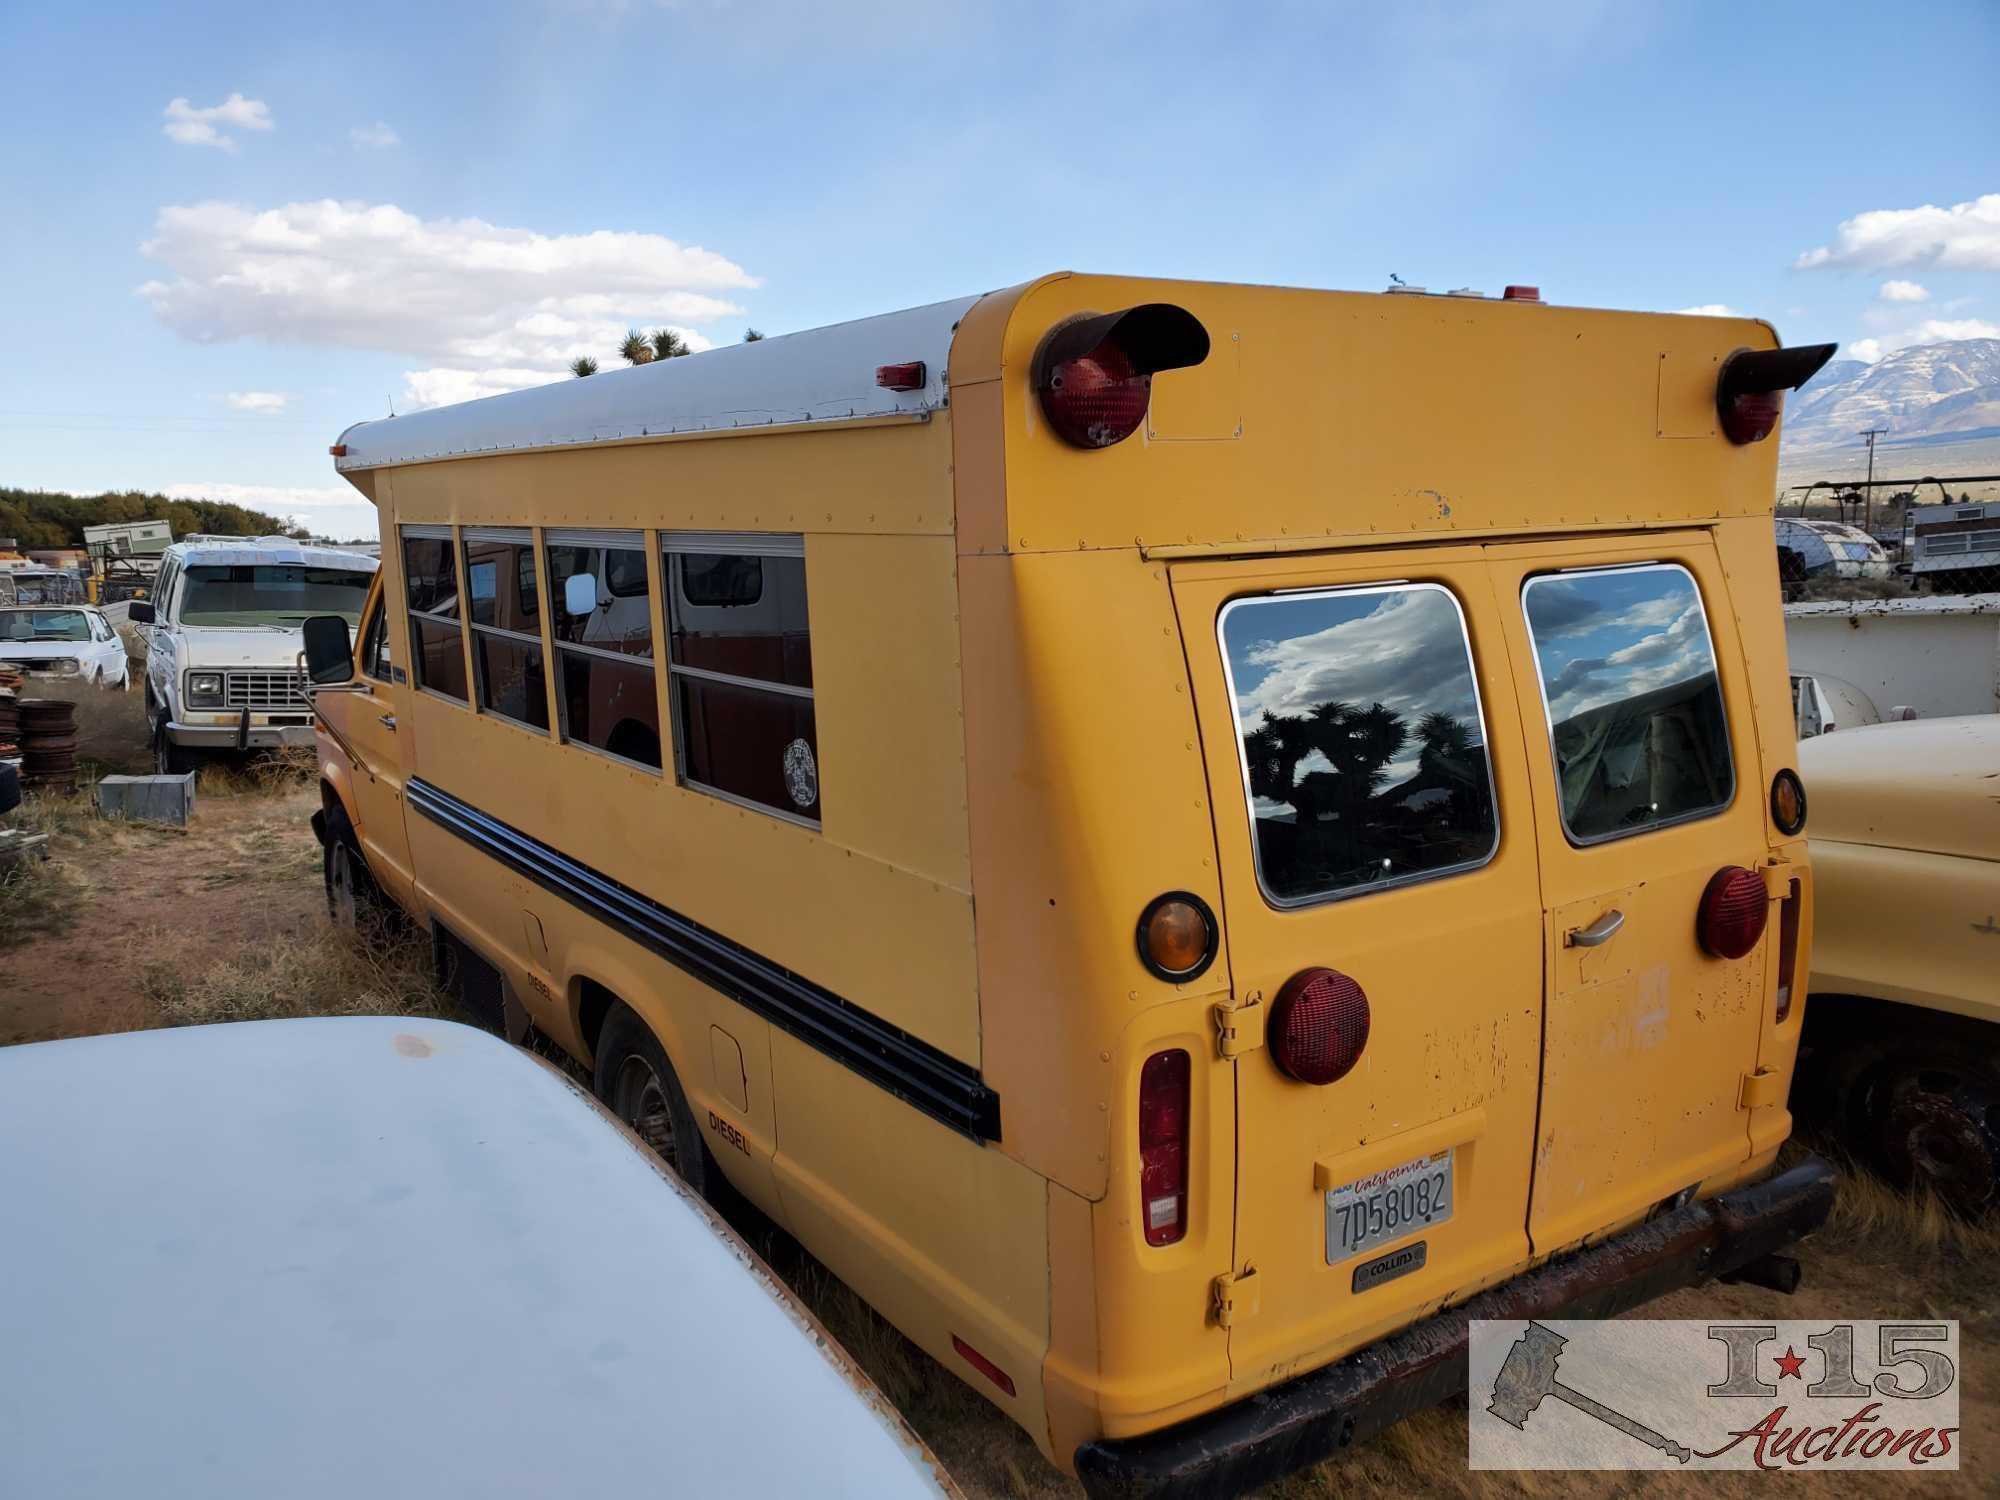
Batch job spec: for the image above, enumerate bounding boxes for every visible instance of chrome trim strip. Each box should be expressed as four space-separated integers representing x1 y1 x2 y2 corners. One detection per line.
666 660 814 701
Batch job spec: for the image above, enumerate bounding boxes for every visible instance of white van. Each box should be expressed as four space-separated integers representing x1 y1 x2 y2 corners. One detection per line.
131 536 376 773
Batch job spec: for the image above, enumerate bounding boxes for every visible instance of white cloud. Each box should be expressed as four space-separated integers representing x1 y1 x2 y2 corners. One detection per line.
349 122 400 149
1672 304 1742 317
224 391 291 413
1846 318 2000 364
1795 193 2000 273
138 199 755 409
1879 279 1930 303
162 94 273 152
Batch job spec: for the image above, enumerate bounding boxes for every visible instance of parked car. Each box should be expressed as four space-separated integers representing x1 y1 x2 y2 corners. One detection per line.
129 535 376 774
1795 716 2000 1214
0 1017 959 1499
0 603 130 687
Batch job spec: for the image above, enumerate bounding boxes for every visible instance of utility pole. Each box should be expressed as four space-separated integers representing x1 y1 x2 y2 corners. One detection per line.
1858 428 1887 533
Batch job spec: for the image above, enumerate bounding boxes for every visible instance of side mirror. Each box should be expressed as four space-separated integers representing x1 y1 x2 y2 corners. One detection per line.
126 600 155 624
302 615 356 686
564 571 598 616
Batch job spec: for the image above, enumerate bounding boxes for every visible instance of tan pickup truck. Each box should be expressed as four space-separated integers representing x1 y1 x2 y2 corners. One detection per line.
1797 716 2000 1214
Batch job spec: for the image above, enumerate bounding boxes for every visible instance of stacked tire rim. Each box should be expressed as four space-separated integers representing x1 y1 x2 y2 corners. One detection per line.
0 694 20 758
18 698 79 792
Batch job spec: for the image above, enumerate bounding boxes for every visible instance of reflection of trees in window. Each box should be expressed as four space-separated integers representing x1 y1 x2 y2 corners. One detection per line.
1242 700 1493 899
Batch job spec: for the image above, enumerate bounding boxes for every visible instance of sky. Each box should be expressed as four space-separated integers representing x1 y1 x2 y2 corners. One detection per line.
1 0 1996 540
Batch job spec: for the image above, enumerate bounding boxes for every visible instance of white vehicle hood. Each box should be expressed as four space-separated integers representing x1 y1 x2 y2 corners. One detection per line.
0 640 93 662
175 625 315 671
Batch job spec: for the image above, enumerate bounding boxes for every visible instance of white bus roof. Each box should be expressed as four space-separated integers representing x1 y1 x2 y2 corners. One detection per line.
0 1018 954 1499
335 294 981 473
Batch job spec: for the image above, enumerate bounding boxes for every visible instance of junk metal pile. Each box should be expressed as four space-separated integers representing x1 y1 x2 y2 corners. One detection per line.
0 665 79 795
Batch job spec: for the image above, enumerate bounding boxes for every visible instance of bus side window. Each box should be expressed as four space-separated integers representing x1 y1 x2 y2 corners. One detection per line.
360 599 392 680
402 529 468 702
664 537 818 823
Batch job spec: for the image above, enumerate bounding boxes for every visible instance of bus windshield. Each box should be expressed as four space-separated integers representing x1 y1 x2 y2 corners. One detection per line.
180 565 373 627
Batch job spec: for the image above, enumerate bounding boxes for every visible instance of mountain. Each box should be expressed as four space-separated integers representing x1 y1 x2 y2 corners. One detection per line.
1781 338 2000 453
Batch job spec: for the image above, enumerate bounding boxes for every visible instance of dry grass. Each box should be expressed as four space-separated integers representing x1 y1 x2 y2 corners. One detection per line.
139 913 452 1027
0 853 84 950
195 743 318 797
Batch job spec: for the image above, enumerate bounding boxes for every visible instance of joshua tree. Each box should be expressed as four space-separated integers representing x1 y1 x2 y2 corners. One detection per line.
619 329 655 366
743 327 766 342
651 328 690 361
569 356 599 378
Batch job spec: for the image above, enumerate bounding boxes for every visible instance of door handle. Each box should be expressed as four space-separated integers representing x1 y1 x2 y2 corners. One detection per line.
378 713 397 731
1566 909 1626 948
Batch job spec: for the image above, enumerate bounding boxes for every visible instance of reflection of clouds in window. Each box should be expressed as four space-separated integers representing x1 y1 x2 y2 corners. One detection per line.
1528 573 1717 722
1222 585 1497 904
1228 589 1483 739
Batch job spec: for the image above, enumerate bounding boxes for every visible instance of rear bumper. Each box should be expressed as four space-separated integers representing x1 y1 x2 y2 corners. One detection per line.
1074 1153 1837 1500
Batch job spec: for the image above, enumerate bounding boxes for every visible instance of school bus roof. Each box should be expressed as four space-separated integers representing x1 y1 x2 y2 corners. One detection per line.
332 293 980 474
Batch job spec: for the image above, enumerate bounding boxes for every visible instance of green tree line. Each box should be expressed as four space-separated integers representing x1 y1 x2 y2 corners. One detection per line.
0 486 297 550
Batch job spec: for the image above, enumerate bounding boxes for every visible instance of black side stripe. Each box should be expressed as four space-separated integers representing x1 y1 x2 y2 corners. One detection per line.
406 778 1002 1142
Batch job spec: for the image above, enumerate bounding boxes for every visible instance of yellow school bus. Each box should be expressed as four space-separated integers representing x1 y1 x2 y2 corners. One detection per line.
309 273 1835 1495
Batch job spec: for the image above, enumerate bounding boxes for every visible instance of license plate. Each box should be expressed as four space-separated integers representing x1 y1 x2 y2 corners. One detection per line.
1324 1148 1453 1265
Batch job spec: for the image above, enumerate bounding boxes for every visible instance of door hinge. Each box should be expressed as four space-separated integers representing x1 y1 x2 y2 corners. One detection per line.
1211 1266 1260 1328
1213 990 1264 1060
1739 1066 1783 1111
1760 859 1798 900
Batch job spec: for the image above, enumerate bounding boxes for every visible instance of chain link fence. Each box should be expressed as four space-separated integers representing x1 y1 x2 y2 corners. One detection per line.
1777 472 2000 603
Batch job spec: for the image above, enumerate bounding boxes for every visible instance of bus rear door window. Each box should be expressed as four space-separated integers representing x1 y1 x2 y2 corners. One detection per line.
1520 563 1734 844
1219 582 1498 906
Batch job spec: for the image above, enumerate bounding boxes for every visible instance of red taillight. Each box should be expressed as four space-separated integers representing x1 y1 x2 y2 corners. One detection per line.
1269 968 1371 1086
1032 303 1210 450
1715 344 1836 445
1774 879 1802 1022
1138 1049 1190 1246
1698 866 1769 960
1040 339 1150 449
875 360 926 392
1719 389 1783 445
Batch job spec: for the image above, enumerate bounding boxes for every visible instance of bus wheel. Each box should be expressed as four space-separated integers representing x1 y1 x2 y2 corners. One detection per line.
595 1005 725 1204
321 806 383 931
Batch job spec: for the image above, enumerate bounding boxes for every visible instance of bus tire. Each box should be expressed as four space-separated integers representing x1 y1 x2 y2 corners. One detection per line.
321 803 385 932
594 1003 732 1210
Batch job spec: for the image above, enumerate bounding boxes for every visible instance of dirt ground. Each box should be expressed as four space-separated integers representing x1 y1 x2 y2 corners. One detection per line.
1 766 1993 1497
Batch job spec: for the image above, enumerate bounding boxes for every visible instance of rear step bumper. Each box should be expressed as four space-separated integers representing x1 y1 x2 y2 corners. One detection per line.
1074 1153 1837 1500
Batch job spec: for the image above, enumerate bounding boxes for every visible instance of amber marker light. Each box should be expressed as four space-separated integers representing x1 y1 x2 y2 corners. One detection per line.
1137 891 1218 982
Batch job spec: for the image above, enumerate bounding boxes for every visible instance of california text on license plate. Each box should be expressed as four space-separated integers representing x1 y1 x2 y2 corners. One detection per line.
1324 1148 1453 1265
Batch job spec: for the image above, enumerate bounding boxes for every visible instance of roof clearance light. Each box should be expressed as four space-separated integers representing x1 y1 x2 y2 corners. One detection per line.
1033 303 1211 450
328 444 348 457
875 361 926 392
1502 285 1542 302
1716 343 1837 445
